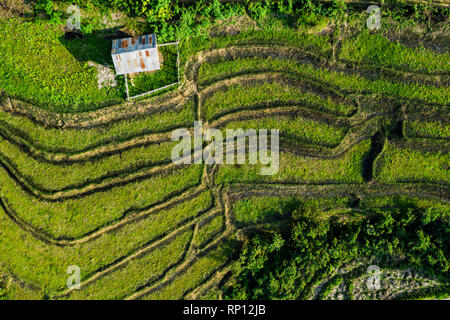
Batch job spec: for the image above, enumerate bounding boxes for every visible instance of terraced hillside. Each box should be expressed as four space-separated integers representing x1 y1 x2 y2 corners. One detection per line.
0 13 449 299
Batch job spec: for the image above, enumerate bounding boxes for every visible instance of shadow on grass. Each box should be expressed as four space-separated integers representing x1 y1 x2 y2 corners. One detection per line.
59 27 130 66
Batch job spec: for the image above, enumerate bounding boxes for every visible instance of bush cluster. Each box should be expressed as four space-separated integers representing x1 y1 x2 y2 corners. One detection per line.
33 0 352 42
225 201 449 299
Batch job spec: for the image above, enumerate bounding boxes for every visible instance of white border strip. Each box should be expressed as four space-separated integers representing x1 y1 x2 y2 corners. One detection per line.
128 81 180 100
156 41 179 47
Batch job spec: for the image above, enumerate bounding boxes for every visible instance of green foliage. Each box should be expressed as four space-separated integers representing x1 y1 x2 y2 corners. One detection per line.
382 2 449 30
318 275 343 299
0 283 7 300
80 22 95 35
225 203 449 299
81 0 245 42
296 0 346 26
246 0 272 22
34 0 62 23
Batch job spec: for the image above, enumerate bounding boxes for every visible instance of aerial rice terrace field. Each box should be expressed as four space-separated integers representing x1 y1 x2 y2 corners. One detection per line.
0 0 448 300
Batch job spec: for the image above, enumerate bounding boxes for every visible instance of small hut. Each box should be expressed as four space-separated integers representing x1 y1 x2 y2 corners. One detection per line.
111 34 160 75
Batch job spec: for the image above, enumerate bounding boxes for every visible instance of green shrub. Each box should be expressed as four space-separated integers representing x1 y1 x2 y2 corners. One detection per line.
225 203 449 299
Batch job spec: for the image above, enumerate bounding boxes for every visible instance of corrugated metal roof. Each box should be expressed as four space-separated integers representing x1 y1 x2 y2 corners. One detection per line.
112 34 156 54
111 34 160 75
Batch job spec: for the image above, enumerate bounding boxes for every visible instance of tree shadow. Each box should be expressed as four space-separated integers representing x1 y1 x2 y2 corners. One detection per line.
59 27 131 66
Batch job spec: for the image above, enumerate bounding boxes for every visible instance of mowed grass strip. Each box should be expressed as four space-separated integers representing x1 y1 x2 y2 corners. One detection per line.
339 31 450 74
141 243 230 300
193 213 225 250
374 142 450 185
0 101 195 154
202 81 352 122
200 67 354 117
65 230 193 300
198 56 449 106
0 139 175 190
0 264 42 300
222 115 347 147
189 25 447 77
404 120 450 140
232 196 350 227
182 27 332 67
0 190 213 293
215 139 370 185
232 196 295 227
358 195 450 213
0 164 203 238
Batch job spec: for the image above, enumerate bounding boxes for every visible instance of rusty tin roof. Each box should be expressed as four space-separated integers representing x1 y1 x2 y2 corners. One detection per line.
111 34 160 75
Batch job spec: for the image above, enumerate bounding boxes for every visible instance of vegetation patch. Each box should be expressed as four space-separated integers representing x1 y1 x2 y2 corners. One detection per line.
0 0 448 301
374 141 449 185
225 203 449 299
215 139 370 185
